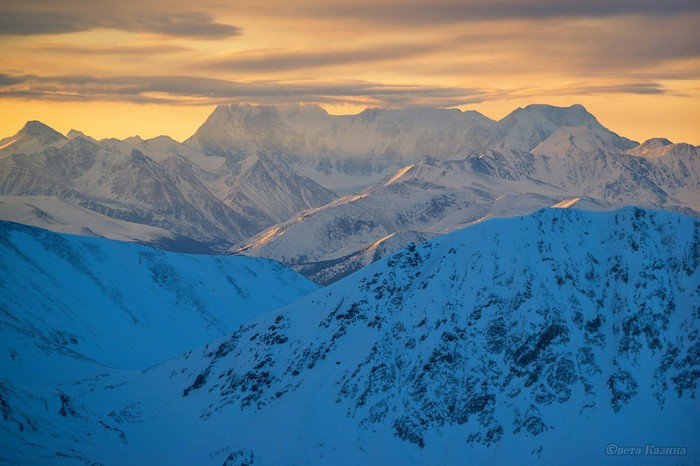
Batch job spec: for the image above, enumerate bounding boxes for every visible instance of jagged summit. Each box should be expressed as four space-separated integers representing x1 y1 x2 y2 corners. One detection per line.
0 120 68 155
626 137 698 159
19 120 65 140
66 129 97 142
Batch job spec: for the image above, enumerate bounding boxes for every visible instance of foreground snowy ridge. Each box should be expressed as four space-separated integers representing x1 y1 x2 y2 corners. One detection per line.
0 220 318 375
2 207 698 465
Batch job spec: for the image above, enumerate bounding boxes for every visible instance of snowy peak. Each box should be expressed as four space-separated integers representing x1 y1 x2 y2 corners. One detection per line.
626 138 697 159
0 120 68 156
639 137 673 150
223 152 337 229
66 129 97 143
531 125 635 157
494 104 636 151
185 104 291 160
186 104 495 162
19 120 66 142
502 103 598 127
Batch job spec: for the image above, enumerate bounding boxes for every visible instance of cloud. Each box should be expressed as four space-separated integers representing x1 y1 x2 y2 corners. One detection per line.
0 73 676 108
200 42 443 72
0 10 241 38
300 0 700 25
22 44 193 56
536 82 670 97
107 12 241 38
0 11 91 36
0 73 493 106
0 73 24 86
398 16 700 80
191 13 699 80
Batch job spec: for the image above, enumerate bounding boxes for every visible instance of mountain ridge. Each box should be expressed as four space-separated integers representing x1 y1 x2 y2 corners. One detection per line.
0 103 697 282
0 219 318 376
236 141 700 283
3 207 697 464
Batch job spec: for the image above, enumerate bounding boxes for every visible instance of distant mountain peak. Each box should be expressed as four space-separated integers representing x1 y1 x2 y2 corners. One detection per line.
639 137 673 149
626 137 697 159
66 129 97 142
502 103 598 127
19 120 64 138
0 120 68 154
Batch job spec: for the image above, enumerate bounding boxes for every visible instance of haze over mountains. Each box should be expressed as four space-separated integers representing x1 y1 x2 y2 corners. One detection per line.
2 208 698 464
1 103 698 283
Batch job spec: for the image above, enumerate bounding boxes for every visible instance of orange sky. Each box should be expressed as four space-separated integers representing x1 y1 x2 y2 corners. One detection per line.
1 0 699 144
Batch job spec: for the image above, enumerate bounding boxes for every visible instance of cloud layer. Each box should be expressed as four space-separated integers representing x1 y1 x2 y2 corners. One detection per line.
0 72 674 108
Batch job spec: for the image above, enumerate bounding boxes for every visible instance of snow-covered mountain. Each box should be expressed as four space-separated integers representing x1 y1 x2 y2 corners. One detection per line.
0 121 68 158
0 122 335 252
236 135 700 284
625 137 698 159
0 220 318 379
492 104 635 152
0 104 695 277
185 103 633 192
3 208 698 464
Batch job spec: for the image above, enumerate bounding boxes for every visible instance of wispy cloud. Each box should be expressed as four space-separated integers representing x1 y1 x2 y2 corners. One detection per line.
0 10 241 38
299 0 700 25
0 73 498 106
0 73 674 108
21 43 193 56
200 42 443 73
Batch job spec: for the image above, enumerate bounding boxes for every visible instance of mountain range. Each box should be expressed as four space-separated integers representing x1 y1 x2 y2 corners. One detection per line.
1 103 698 283
2 101 699 464
2 207 698 464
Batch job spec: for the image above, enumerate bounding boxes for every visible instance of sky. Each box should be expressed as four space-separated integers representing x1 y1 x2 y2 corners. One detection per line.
0 0 699 144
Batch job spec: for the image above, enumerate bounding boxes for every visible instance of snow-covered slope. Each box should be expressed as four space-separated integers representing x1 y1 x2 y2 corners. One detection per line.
4 208 698 464
0 220 318 377
532 125 635 157
0 121 68 158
